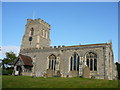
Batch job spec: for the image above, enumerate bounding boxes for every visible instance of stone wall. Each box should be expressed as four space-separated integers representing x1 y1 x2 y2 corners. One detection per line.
19 43 116 79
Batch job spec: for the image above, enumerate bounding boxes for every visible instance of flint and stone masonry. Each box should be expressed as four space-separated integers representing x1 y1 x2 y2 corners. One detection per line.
14 18 118 80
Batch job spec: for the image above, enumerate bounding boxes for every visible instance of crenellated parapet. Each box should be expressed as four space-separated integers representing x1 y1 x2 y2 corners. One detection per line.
20 45 63 51
27 18 50 29
20 43 111 53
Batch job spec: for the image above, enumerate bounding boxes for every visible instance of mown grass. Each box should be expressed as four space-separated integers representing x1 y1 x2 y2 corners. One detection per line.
2 75 119 88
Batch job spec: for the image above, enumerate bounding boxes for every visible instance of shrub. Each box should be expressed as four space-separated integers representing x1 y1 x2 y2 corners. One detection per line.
2 69 13 75
91 76 95 79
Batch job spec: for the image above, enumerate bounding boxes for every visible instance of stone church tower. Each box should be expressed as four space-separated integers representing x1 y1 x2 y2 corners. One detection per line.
20 18 51 50
14 18 118 80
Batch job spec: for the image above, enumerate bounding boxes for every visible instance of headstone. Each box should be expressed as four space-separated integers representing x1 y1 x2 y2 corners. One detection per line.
57 70 61 77
70 70 78 77
83 66 90 78
46 69 53 77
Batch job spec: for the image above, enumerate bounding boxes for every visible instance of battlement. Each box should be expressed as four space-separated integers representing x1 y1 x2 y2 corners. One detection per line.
21 42 110 51
20 42 111 53
21 45 61 50
27 18 50 29
20 45 65 52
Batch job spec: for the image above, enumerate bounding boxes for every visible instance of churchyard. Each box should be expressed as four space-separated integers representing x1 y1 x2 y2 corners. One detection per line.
2 75 118 88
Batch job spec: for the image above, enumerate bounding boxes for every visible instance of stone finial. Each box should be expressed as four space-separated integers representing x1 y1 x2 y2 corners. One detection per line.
27 18 33 24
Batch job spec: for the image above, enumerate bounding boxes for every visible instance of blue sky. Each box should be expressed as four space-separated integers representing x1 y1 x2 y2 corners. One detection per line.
2 2 118 62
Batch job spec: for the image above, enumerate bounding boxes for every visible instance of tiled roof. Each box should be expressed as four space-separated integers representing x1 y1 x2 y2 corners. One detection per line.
19 54 33 66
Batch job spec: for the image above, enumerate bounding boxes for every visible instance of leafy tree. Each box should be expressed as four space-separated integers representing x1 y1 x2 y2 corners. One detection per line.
2 52 17 75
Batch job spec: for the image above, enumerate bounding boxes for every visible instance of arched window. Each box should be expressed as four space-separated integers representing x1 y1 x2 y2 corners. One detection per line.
48 54 56 71
70 52 79 71
30 28 34 36
86 52 97 71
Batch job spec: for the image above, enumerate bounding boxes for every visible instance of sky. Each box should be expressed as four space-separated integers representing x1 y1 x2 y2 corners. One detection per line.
1 2 118 62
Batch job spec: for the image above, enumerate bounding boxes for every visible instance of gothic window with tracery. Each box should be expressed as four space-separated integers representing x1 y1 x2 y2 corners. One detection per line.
86 52 97 71
48 54 57 70
70 52 80 71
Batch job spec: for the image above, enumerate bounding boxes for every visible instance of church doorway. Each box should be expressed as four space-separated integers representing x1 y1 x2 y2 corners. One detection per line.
16 66 22 75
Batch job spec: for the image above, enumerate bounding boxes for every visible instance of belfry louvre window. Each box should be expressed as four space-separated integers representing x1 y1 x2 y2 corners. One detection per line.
48 54 56 70
70 52 80 71
30 28 34 36
86 52 97 71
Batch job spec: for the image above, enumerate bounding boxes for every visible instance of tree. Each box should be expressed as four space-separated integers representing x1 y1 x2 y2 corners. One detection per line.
115 62 120 80
2 52 17 75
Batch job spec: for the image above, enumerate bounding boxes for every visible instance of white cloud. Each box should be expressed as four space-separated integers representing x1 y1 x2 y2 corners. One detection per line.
0 46 20 59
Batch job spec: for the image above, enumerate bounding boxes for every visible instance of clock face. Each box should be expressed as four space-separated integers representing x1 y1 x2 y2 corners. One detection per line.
29 37 32 41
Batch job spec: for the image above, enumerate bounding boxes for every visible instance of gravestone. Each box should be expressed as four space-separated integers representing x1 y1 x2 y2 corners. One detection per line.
46 69 53 77
83 66 90 78
57 70 61 77
69 70 78 77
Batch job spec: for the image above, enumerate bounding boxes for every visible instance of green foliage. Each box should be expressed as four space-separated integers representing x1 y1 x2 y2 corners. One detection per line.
2 52 17 75
91 76 95 79
2 76 118 88
2 52 17 68
2 69 13 75
115 62 120 80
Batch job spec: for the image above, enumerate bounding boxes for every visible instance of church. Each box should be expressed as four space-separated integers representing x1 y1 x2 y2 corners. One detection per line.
14 18 118 80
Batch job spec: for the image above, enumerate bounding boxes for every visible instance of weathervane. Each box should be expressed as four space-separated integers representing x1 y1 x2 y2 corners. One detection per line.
33 11 35 20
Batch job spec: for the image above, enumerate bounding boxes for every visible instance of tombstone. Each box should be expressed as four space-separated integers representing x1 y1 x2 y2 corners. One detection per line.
46 69 53 77
57 70 61 77
83 66 90 78
69 70 78 77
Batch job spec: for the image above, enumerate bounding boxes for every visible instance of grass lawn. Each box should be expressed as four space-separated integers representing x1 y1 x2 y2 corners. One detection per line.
2 75 119 88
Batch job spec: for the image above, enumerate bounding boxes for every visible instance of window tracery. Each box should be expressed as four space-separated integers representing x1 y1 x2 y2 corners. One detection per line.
86 52 97 71
70 52 80 71
48 54 57 71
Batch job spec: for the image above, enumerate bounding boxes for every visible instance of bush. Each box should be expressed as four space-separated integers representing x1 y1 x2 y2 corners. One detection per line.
2 69 13 75
91 76 95 79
